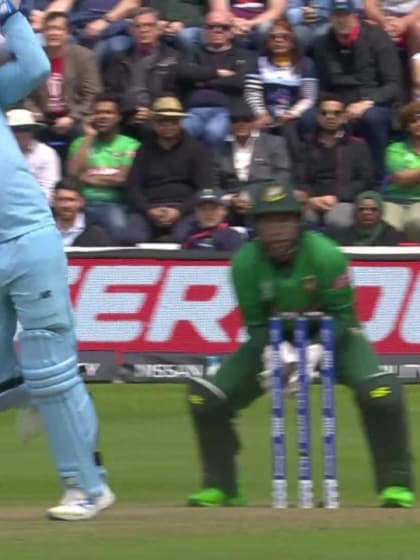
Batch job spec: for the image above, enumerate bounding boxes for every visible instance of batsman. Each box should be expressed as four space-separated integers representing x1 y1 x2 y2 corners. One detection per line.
187 183 414 508
0 0 114 520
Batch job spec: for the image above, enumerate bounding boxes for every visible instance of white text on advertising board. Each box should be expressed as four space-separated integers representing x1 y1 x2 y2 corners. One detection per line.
69 261 420 354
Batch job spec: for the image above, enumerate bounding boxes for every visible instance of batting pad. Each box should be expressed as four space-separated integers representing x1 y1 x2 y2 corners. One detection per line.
19 329 103 498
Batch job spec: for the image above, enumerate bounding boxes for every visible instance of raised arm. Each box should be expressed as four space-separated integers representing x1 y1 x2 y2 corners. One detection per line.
0 13 50 108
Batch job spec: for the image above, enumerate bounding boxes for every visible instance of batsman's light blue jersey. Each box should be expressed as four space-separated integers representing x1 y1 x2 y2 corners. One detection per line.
0 13 53 243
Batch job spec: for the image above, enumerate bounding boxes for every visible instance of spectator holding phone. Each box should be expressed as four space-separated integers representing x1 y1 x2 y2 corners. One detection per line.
68 93 140 243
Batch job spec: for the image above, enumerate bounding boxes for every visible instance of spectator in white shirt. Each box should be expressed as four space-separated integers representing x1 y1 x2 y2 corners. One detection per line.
7 108 61 204
215 100 292 225
53 178 112 246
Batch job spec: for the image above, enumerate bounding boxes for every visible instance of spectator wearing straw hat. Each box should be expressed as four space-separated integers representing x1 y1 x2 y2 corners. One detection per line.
125 96 215 243
7 108 61 205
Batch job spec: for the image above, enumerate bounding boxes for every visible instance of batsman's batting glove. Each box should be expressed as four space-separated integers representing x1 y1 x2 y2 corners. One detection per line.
0 0 20 24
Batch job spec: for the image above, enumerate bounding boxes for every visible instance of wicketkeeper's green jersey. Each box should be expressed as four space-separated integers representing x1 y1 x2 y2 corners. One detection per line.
232 230 358 344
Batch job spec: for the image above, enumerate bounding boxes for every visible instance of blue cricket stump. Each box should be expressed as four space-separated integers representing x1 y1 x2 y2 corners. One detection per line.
269 316 288 509
269 313 339 509
320 316 339 509
295 316 314 508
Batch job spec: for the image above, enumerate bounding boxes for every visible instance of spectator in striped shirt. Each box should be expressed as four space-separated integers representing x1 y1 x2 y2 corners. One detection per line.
244 17 318 164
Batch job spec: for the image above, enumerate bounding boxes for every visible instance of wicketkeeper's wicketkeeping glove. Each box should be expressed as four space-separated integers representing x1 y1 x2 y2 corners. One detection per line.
259 342 323 396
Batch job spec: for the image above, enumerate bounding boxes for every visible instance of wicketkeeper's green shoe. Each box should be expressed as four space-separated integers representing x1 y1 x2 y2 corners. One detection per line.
225 493 246 507
380 486 414 508
188 487 246 507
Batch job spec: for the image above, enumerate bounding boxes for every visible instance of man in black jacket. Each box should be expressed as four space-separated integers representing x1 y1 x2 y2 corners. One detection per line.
179 9 256 146
103 8 182 126
312 0 403 183
125 96 216 243
53 180 112 247
297 93 375 228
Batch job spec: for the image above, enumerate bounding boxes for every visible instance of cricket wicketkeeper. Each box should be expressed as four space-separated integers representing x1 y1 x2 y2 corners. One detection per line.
187 183 414 508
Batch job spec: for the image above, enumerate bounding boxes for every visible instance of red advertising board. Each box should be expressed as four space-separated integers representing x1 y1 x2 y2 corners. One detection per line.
68 257 420 360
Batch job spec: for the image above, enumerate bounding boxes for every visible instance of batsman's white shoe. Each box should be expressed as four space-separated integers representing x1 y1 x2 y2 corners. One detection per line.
59 487 88 506
16 406 43 442
47 485 116 521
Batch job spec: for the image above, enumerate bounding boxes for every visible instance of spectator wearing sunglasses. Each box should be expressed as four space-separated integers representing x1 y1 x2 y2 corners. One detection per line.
244 18 317 164
125 97 215 243
179 10 256 146
383 101 420 241
214 99 291 225
296 93 375 229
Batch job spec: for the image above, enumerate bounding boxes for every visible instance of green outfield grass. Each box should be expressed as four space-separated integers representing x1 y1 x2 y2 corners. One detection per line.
1 384 420 559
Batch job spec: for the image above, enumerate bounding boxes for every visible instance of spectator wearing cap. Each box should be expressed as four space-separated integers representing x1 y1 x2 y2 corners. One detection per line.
181 188 245 250
67 93 140 243
244 18 318 165
53 179 112 247
24 12 102 162
297 93 375 229
312 0 403 184
327 190 406 245
215 100 291 225
7 109 61 205
364 0 420 99
104 7 183 126
179 10 256 146
125 96 216 243
383 101 420 241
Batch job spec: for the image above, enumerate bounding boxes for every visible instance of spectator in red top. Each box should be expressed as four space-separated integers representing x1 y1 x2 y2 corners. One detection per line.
24 11 102 162
312 0 403 184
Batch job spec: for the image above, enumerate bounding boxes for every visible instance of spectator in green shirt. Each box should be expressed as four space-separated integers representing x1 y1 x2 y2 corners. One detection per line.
68 93 140 243
384 101 420 242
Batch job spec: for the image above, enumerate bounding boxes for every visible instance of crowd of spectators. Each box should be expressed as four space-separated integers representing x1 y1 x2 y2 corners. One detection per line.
5 0 420 248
